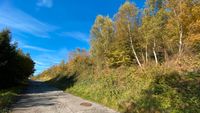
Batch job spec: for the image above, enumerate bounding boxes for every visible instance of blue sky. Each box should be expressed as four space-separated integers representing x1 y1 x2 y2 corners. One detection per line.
0 0 145 75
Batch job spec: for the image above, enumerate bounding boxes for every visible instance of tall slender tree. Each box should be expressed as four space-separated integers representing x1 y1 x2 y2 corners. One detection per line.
114 1 142 67
166 0 193 54
90 15 114 68
140 0 168 64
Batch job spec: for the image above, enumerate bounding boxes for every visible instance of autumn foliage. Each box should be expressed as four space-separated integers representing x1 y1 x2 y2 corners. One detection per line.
37 0 200 112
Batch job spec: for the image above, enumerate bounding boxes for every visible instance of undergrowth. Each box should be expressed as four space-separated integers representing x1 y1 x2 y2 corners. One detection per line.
37 55 200 113
0 86 24 113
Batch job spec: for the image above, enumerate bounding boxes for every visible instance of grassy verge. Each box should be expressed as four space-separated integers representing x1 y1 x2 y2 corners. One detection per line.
37 54 200 113
0 85 25 113
44 66 200 113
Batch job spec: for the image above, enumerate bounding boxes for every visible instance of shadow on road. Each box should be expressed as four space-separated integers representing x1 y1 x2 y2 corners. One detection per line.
12 73 78 110
45 72 78 90
12 80 63 109
11 79 118 113
24 80 60 94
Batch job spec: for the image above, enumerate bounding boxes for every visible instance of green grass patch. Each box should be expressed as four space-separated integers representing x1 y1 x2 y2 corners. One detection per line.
0 86 25 113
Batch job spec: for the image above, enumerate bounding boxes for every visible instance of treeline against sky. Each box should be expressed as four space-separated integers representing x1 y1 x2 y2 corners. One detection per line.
0 30 35 89
89 0 200 67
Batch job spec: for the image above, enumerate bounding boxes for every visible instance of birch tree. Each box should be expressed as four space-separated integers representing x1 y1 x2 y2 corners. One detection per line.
166 0 192 54
140 0 167 64
114 1 142 67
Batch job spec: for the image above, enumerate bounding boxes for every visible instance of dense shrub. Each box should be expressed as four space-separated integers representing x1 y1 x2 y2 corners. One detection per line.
37 57 200 113
0 30 35 89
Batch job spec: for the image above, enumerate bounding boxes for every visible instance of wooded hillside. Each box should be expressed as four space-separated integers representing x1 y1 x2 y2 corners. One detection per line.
36 0 200 112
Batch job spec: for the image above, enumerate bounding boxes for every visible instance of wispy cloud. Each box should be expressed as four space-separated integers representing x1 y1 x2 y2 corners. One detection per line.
34 60 45 66
22 45 55 52
37 0 53 8
0 5 56 38
62 32 89 42
33 48 69 75
11 38 55 52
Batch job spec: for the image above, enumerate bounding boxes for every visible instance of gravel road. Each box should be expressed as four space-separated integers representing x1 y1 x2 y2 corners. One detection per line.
11 81 119 113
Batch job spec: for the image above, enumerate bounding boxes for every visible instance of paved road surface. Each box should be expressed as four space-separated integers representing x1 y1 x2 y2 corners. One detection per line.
11 81 119 113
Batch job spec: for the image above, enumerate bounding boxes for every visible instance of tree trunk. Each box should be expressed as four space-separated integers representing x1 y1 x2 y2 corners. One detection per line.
164 48 168 62
130 36 142 67
145 45 148 63
142 52 145 64
153 39 158 65
179 25 183 54
127 23 142 67
173 8 183 55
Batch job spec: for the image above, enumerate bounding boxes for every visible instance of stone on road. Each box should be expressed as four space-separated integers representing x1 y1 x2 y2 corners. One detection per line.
11 81 119 113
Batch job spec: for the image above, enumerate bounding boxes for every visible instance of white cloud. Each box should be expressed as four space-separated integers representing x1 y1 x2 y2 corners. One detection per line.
62 32 89 42
34 60 45 66
22 45 55 52
0 5 56 38
33 48 69 75
37 0 53 8
11 39 55 52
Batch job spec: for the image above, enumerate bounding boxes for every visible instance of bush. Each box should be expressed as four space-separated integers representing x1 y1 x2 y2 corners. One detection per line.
0 86 24 112
37 61 200 113
0 29 35 89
